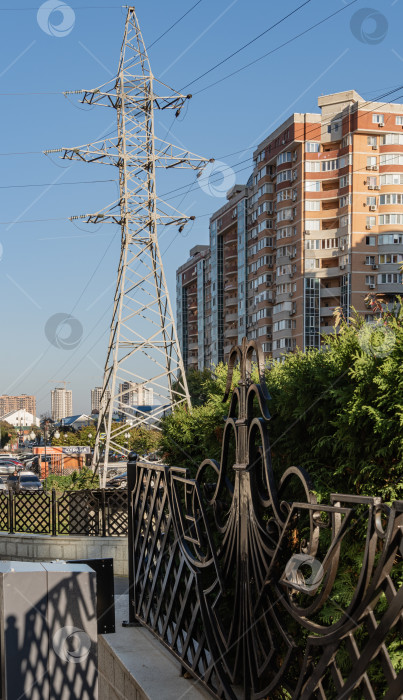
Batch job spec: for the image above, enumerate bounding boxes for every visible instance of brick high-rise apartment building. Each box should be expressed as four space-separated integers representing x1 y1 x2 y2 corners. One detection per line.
177 90 403 367
0 394 36 417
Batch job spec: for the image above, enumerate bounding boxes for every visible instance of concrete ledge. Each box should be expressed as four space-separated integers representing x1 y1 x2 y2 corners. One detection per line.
99 594 211 700
0 532 128 576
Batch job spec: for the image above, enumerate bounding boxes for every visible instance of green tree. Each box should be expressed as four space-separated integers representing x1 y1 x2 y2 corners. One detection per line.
161 306 403 502
0 421 16 448
160 363 239 472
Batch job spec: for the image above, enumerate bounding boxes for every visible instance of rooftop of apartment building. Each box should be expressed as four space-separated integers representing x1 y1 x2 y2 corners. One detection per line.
253 90 403 159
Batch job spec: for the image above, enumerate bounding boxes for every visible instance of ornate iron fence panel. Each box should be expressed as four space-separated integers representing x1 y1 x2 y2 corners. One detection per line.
0 492 9 531
57 490 101 536
129 338 403 700
105 489 128 536
14 492 51 534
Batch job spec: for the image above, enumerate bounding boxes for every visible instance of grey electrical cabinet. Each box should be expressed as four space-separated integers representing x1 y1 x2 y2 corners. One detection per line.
0 561 98 700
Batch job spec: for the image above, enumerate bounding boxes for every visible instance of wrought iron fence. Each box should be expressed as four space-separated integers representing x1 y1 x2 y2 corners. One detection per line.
127 339 403 700
0 489 128 537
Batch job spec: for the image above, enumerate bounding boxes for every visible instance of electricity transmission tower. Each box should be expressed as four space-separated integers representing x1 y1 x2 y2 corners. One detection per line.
45 6 209 485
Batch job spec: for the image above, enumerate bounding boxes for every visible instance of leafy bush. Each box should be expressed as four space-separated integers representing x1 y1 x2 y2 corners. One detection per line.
162 305 403 502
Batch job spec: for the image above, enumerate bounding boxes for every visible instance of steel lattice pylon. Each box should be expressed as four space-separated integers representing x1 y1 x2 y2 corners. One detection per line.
45 7 209 485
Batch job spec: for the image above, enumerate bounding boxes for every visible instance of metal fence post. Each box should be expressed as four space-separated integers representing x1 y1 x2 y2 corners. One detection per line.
8 490 14 534
123 451 138 626
51 489 57 536
101 488 107 538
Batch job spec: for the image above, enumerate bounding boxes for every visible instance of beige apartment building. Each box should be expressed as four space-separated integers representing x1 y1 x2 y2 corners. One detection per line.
176 90 403 367
51 387 73 421
0 394 36 418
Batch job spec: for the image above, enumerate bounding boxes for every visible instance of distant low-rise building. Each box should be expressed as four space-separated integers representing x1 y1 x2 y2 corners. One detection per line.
58 414 94 431
0 408 40 428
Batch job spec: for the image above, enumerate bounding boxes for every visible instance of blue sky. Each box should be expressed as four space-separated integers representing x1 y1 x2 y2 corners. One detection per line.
0 0 401 415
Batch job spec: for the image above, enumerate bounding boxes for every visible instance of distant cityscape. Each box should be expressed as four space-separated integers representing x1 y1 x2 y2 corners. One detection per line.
0 381 156 432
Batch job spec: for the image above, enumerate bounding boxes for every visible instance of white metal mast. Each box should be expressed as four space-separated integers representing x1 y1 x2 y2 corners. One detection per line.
45 7 210 485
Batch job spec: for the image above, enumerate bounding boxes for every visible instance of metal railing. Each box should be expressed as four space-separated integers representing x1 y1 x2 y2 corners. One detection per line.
0 489 128 537
127 338 403 700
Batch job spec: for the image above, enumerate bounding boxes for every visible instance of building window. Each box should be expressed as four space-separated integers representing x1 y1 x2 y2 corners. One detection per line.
305 180 320 192
305 200 321 211
381 133 403 145
276 152 292 165
276 170 292 184
379 233 403 245
380 173 403 185
366 236 376 245
305 161 321 172
305 219 320 230
379 214 403 225
380 153 403 166
365 256 375 265
366 216 376 227
378 273 402 284
365 275 375 285
372 114 384 124
379 254 403 264
396 116 403 125
306 142 320 152
367 135 377 147
379 194 403 205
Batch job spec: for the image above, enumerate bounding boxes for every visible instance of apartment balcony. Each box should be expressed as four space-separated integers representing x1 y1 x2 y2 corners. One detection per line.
377 283 403 293
322 218 339 231
320 286 341 298
225 266 238 275
225 297 238 307
225 327 239 339
322 199 339 211
320 306 336 317
320 325 337 335
319 189 339 199
188 342 198 351
224 343 234 355
225 312 238 322
315 267 345 278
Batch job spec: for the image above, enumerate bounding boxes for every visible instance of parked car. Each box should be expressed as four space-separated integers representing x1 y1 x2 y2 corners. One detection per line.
1 458 24 467
22 456 40 474
0 476 7 491
106 472 127 489
7 471 43 493
0 460 24 474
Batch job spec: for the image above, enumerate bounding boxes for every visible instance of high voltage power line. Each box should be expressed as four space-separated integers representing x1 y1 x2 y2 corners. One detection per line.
191 0 360 94
0 0 357 99
2 85 403 227
181 0 313 90
3 83 403 197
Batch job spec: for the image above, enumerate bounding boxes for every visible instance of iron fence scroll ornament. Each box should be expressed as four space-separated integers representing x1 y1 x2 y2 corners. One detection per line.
130 338 403 699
